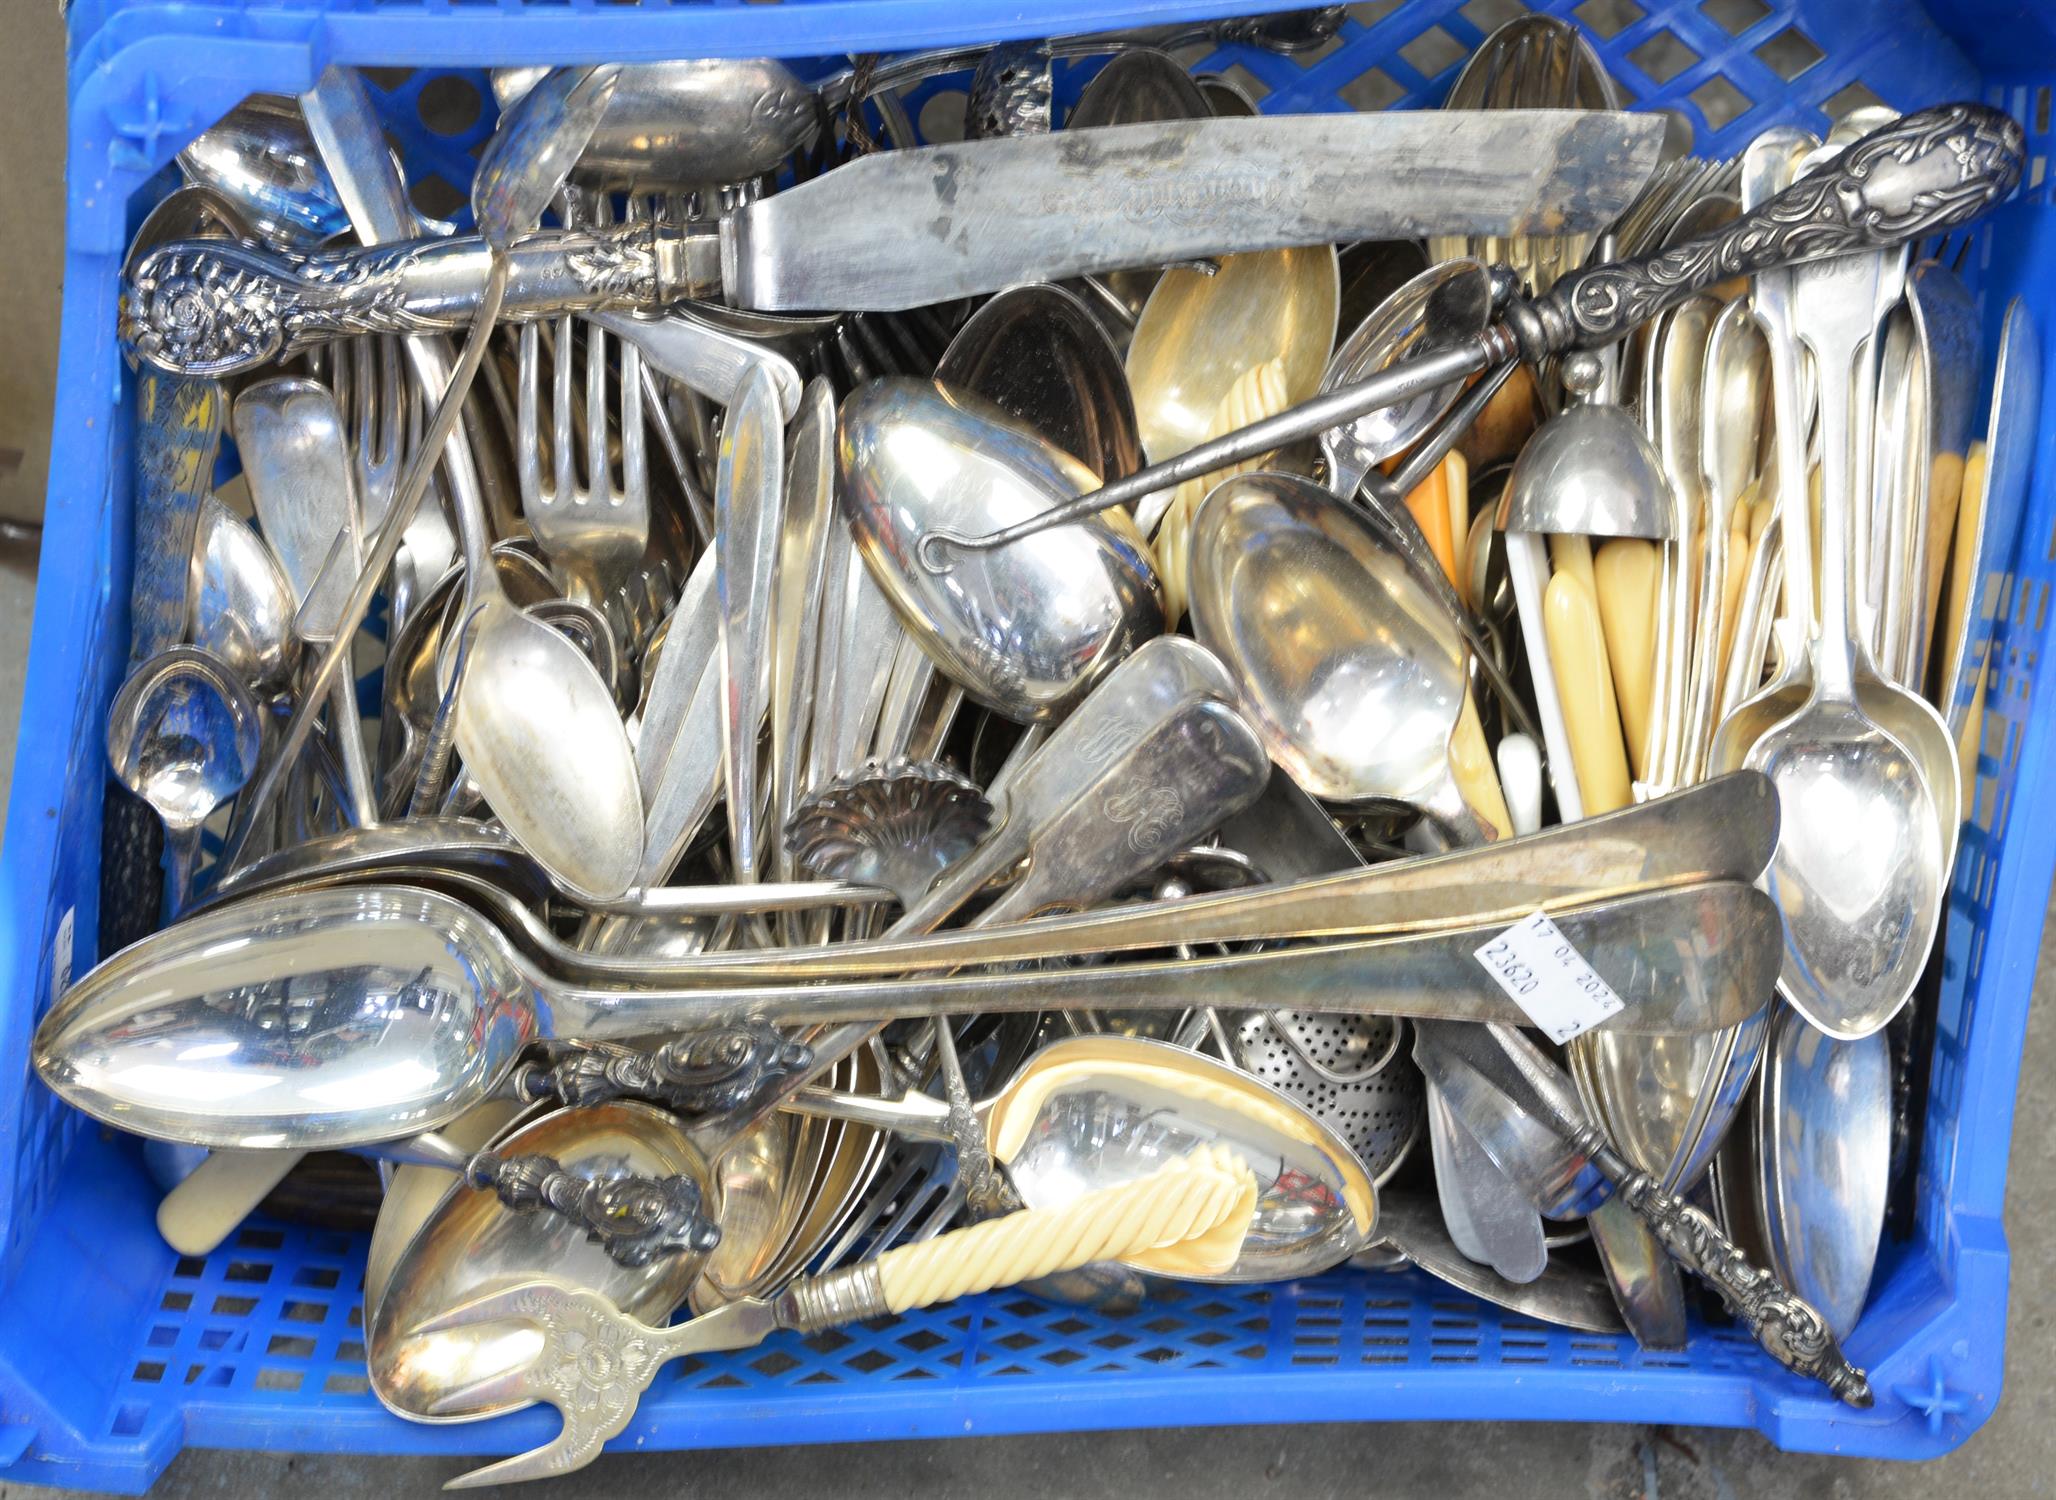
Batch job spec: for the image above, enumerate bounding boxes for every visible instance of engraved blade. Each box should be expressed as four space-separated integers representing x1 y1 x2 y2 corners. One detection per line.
722 110 1665 311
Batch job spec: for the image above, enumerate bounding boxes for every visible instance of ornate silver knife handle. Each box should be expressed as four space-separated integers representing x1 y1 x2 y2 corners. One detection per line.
1507 101 2024 361
121 222 721 377
1584 1134 1874 1408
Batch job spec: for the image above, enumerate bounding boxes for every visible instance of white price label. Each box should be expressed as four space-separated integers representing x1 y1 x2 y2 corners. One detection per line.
1472 910 1625 1043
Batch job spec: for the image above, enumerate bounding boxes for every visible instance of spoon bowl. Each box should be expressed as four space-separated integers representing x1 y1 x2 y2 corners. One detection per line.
107 647 263 833
794 1034 1380 1281
492 59 819 191
188 496 299 695
370 1101 707 1421
1759 1007 1890 1339
933 283 1142 482
1068 49 1211 130
177 95 351 248
839 379 1163 723
472 66 622 253
1188 472 1469 827
1320 259 1494 499
1745 701 1944 1039
453 594 645 901
1126 246 1338 463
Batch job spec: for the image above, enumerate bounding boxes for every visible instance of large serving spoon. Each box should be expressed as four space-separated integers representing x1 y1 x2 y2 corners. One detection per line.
215 767 1777 1002
37 876 1778 1155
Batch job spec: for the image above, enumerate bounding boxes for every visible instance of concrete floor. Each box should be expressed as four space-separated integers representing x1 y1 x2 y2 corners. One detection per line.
4 7 2054 1497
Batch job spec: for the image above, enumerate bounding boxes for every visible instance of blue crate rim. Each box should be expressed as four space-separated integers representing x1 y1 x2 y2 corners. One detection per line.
3 0 2053 1489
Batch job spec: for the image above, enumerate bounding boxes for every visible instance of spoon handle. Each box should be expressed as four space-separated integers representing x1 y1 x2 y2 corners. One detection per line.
559 880 1781 1039
1509 103 2022 362
785 1144 1256 1330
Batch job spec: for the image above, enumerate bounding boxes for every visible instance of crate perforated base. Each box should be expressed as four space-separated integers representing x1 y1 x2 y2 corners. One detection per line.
6 0 2056 1488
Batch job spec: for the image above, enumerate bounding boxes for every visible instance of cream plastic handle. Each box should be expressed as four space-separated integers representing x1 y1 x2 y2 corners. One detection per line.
156 1150 303 1256
1446 691 1512 841
873 1145 1257 1313
1544 568 1633 815
1593 538 1659 782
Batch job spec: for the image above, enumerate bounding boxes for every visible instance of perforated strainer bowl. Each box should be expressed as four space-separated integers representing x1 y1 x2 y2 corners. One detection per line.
1230 1010 1424 1185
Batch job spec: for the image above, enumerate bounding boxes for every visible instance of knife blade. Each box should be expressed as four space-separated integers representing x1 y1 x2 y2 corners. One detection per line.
723 110 1667 310
122 110 1665 375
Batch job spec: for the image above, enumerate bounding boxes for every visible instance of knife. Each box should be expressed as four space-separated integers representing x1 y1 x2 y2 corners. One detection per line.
1411 1018 1875 1408
121 110 1665 376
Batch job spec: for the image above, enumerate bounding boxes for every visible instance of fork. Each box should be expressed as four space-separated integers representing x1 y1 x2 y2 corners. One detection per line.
517 188 651 591
404 1148 1256 1487
330 333 456 634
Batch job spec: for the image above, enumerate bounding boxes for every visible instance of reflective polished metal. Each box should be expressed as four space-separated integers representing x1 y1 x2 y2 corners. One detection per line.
491 58 820 191
1188 471 1480 839
933 283 1143 482
176 94 353 247
838 378 1164 722
35 876 1780 1152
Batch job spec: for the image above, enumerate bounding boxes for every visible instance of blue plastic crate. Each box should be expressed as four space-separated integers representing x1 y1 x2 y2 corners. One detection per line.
6 0 2055 1488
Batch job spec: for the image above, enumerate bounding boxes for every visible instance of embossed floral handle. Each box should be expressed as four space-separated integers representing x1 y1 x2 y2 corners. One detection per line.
1504 102 2023 362
1584 1136 1874 1409
465 1148 725 1269
119 221 717 377
471 1026 817 1269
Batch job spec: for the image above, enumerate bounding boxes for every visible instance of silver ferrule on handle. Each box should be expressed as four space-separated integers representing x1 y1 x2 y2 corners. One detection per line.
780 1262 892 1331
121 224 722 377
